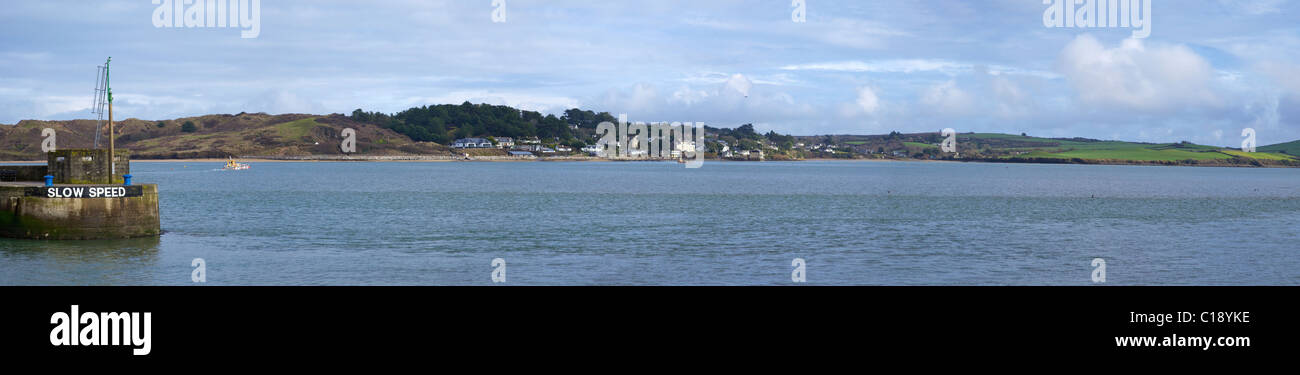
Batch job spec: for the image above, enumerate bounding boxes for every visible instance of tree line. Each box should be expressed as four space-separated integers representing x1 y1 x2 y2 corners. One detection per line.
350 103 620 146
351 102 798 151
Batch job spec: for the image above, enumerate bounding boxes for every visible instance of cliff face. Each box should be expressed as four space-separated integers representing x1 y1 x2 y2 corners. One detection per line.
0 113 451 160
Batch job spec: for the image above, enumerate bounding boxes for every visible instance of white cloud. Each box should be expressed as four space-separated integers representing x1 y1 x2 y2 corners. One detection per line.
724 74 753 97
855 86 881 114
920 81 973 115
990 75 1032 119
838 86 882 119
30 95 90 118
670 86 711 106
114 93 214 119
592 80 819 132
1058 35 1219 112
802 18 909 50
244 90 329 115
679 72 799 86
781 59 1057 78
782 60 965 74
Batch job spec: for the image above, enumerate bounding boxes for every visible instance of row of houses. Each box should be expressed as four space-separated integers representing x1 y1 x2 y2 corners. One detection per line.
580 141 703 159
452 138 493 148
722 148 764 160
511 144 558 153
454 135 777 160
452 136 543 149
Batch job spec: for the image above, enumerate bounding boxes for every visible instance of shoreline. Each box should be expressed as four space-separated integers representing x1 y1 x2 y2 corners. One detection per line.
3 155 1296 168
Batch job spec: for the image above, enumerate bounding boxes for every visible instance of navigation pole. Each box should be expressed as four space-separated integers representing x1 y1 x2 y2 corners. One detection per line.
106 57 114 175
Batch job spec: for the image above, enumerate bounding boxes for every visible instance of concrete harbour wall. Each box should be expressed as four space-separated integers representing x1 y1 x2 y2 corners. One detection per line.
0 165 47 182
0 184 160 240
47 149 130 184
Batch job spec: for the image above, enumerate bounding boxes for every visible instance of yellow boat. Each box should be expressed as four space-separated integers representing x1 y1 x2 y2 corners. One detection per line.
223 159 250 170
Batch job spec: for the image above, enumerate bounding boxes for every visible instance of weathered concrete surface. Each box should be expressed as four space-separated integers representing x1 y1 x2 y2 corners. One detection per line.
0 184 160 240
47 149 130 184
0 165 47 182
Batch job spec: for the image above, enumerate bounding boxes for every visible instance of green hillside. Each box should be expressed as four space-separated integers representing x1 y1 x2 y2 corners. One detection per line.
0 113 448 160
953 133 1296 163
1259 140 1300 156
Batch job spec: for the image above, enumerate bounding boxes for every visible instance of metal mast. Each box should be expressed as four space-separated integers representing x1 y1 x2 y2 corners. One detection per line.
91 61 109 148
106 57 115 175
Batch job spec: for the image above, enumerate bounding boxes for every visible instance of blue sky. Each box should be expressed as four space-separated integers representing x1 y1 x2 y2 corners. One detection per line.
2 0 1299 146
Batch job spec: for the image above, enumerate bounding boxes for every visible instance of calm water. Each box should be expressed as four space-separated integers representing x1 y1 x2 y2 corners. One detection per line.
1 160 1297 285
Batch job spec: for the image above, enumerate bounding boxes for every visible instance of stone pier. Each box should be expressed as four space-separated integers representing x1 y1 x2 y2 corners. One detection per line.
0 149 160 240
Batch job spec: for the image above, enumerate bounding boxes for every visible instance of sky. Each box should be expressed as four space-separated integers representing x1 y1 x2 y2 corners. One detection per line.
2 0 1299 146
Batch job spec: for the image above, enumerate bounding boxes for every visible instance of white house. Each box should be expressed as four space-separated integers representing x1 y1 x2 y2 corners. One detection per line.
494 137 514 148
453 138 493 148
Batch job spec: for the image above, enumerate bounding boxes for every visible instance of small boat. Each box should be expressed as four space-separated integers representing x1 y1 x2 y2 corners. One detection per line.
223 159 250 170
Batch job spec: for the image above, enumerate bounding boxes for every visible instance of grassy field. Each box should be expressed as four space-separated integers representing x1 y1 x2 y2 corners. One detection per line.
957 133 1294 162
1048 148 1232 161
273 117 322 140
1220 150 1296 160
1259 140 1300 156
